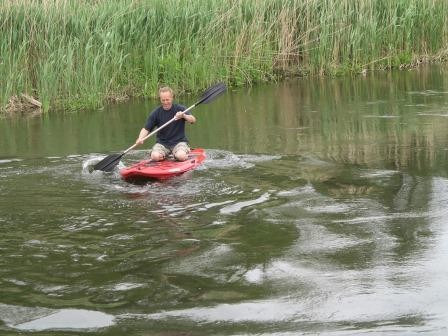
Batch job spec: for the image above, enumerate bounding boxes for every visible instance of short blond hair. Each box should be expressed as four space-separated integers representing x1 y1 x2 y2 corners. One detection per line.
158 86 174 97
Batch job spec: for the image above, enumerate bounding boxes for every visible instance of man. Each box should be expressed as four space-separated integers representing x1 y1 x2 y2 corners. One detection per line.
135 87 196 161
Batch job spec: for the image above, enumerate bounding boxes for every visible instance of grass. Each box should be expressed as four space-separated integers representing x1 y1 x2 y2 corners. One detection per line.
1 0 448 113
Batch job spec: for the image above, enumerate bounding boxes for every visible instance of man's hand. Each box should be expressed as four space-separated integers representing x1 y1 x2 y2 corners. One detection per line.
175 111 196 123
175 111 185 120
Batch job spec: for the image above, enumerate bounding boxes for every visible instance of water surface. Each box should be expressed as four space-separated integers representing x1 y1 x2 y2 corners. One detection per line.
1 66 448 335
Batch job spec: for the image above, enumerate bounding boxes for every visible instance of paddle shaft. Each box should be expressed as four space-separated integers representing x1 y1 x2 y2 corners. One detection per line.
122 103 197 155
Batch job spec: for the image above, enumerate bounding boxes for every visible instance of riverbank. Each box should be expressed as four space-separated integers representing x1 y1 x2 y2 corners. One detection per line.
1 0 448 113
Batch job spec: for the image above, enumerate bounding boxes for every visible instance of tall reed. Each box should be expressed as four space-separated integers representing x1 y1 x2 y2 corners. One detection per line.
1 0 447 112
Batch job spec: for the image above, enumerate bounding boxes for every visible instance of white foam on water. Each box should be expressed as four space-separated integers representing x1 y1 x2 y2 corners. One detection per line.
164 243 234 278
123 298 304 323
203 149 280 171
243 268 265 284
202 200 235 210
81 155 125 175
0 304 115 331
14 309 114 331
237 153 282 163
203 150 255 169
220 192 270 214
0 158 22 164
332 212 424 224
112 282 144 291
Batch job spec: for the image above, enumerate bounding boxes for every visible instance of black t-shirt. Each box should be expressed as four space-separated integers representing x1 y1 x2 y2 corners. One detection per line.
144 103 189 147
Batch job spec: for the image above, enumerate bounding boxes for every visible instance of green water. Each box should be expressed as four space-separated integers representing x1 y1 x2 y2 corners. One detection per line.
1 66 448 335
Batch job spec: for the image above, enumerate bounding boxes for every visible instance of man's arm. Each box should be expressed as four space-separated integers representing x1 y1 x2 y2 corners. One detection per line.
135 128 149 145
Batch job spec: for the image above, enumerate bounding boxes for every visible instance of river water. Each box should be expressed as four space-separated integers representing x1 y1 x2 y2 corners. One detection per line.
1 66 448 335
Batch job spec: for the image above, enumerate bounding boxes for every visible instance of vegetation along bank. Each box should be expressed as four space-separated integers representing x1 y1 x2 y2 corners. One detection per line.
1 0 448 113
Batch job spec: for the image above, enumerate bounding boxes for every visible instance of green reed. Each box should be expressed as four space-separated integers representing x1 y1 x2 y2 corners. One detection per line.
1 0 447 112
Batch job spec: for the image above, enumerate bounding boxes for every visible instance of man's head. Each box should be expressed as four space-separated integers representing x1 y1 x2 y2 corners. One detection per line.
159 87 174 110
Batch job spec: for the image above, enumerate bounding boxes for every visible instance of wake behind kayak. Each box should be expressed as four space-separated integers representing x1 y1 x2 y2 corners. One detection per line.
119 148 206 181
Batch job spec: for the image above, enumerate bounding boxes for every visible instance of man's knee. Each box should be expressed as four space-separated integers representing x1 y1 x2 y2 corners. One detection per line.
172 142 190 161
150 143 169 161
174 150 188 161
151 151 165 161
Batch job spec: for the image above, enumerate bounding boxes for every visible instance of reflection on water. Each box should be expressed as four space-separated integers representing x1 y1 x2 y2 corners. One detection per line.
2 65 448 334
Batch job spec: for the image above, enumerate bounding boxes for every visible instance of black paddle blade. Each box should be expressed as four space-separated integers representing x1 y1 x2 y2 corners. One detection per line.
93 153 124 172
197 82 227 105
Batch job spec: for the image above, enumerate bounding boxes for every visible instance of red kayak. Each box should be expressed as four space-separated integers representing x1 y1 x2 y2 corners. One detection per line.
120 148 206 181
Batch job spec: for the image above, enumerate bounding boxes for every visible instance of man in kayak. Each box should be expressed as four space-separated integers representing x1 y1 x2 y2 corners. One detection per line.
135 87 196 161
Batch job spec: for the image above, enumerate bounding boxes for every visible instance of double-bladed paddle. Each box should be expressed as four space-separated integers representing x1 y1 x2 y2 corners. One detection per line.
93 82 227 172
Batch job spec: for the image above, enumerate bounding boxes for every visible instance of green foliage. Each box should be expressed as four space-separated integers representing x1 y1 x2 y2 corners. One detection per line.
1 0 448 112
